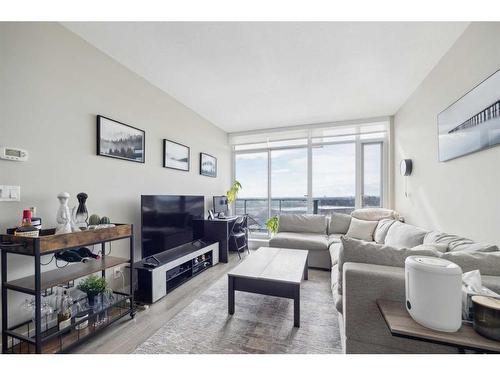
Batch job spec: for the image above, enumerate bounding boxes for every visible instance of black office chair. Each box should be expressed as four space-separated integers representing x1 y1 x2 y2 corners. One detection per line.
230 215 249 259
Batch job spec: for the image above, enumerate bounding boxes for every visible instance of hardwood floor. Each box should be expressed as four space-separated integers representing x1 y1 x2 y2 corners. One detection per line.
71 250 250 354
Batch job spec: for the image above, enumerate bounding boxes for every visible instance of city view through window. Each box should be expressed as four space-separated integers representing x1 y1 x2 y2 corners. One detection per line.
234 135 384 234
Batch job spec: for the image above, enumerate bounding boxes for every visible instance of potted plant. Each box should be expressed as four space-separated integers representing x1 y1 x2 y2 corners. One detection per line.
226 180 242 215
266 216 279 237
78 275 108 306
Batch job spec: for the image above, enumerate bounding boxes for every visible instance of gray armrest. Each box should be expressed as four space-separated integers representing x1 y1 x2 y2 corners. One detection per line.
342 262 455 353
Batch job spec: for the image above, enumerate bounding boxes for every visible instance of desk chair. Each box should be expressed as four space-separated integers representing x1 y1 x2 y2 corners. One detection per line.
230 215 249 259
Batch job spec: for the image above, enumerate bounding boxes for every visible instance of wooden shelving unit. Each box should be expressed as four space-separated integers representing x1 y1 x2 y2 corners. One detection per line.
0 224 135 354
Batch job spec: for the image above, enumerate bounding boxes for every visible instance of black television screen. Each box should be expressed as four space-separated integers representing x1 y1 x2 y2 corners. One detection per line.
141 195 204 258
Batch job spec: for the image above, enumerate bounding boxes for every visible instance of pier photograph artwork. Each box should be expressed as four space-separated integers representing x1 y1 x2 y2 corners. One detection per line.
438 69 500 161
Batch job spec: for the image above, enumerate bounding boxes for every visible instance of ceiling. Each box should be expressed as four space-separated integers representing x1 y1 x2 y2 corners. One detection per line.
62 22 469 133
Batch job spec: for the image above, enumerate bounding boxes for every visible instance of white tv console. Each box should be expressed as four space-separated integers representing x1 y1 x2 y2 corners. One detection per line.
135 240 219 304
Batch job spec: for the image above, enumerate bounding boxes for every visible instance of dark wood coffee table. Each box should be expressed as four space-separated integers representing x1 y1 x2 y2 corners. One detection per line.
228 247 308 327
377 299 500 353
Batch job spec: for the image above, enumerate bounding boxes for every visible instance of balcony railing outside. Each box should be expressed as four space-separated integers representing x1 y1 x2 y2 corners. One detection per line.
235 197 378 234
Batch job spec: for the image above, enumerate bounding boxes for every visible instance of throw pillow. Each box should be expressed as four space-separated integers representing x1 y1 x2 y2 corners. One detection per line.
384 221 428 248
328 212 352 234
351 208 398 221
374 218 396 244
345 217 378 241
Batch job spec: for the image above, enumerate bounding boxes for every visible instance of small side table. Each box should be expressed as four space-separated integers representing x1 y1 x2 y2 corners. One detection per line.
377 299 500 354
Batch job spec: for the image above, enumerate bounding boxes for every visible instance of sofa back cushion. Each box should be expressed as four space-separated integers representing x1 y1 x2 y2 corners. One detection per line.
441 251 500 276
328 212 352 235
337 237 442 298
278 214 327 234
374 218 396 244
351 208 398 221
384 221 428 248
345 218 378 241
424 231 499 253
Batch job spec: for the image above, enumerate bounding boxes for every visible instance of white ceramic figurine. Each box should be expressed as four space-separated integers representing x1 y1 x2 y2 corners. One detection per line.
55 192 72 234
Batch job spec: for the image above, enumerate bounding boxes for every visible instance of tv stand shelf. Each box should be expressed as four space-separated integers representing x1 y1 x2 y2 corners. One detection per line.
135 240 219 304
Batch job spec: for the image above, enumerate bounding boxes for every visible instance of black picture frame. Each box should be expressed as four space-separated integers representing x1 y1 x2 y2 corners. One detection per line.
163 139 190 171
96 115 145 163
200 152 217 178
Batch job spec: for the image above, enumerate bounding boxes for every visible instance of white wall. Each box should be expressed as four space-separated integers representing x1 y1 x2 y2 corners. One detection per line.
394 22 500 244
0 23 230 327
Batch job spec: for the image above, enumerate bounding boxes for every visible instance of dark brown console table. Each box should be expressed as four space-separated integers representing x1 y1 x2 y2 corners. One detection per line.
194 217 241 263
0 224 135 354
377 299 500 354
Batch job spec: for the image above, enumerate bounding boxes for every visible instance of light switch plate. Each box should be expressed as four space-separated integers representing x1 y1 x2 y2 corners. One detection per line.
0 185 21 201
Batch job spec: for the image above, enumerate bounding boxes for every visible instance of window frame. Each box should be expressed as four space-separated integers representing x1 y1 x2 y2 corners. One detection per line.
231 122 389 236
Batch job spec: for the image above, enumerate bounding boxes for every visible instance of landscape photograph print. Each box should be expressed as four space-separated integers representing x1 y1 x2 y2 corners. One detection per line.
200 152 217 177
163 139 190 171
97 115 145 163
438 69 500 162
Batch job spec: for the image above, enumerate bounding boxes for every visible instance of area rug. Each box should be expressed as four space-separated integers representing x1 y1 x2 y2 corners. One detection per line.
134 269 342 354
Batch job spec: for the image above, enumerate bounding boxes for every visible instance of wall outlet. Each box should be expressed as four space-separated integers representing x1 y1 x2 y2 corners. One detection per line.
113 267 122 279
0 185 20 201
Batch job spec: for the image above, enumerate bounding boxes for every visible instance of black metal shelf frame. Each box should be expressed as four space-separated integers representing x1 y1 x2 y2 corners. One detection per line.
0 225 135 354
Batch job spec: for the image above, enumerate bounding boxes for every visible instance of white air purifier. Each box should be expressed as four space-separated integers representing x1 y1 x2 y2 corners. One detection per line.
405 256 463 332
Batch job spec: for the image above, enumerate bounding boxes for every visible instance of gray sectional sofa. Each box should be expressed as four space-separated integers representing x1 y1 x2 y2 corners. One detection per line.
269 209 500 354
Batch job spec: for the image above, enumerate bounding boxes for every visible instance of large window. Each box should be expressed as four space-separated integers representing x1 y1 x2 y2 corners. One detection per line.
234 152 268 233
362 142 382 207
312 143 356 214
232 120 388 235
271 148 308 216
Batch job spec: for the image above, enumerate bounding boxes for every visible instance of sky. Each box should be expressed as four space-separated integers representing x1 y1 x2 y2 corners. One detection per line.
235 143 381 199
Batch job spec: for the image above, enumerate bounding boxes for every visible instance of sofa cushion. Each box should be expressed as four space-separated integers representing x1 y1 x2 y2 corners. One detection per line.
424 231 499 253
351 208 398 221
328 212 352 235
482 275 500 294
269 232 329 251
441 251 500 276
412 243 448 253
337 237 441 299
450 242 499 253
278 214 327 234
329 242 342 266
384 221 428 248
423 231 459 249
374 219 396 244
346 218 378 241
328 234 342 245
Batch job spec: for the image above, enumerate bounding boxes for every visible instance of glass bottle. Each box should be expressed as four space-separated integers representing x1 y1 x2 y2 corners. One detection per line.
57 290 72 331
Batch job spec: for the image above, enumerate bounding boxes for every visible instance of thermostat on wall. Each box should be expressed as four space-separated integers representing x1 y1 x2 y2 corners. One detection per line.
0 146 28 162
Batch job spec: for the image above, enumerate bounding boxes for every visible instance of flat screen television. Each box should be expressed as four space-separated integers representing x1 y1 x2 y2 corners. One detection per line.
141 195 204 258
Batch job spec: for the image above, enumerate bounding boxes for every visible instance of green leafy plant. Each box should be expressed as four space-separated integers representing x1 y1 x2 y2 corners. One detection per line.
266 216 279 235
77 275 107 298
226 180 242 204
